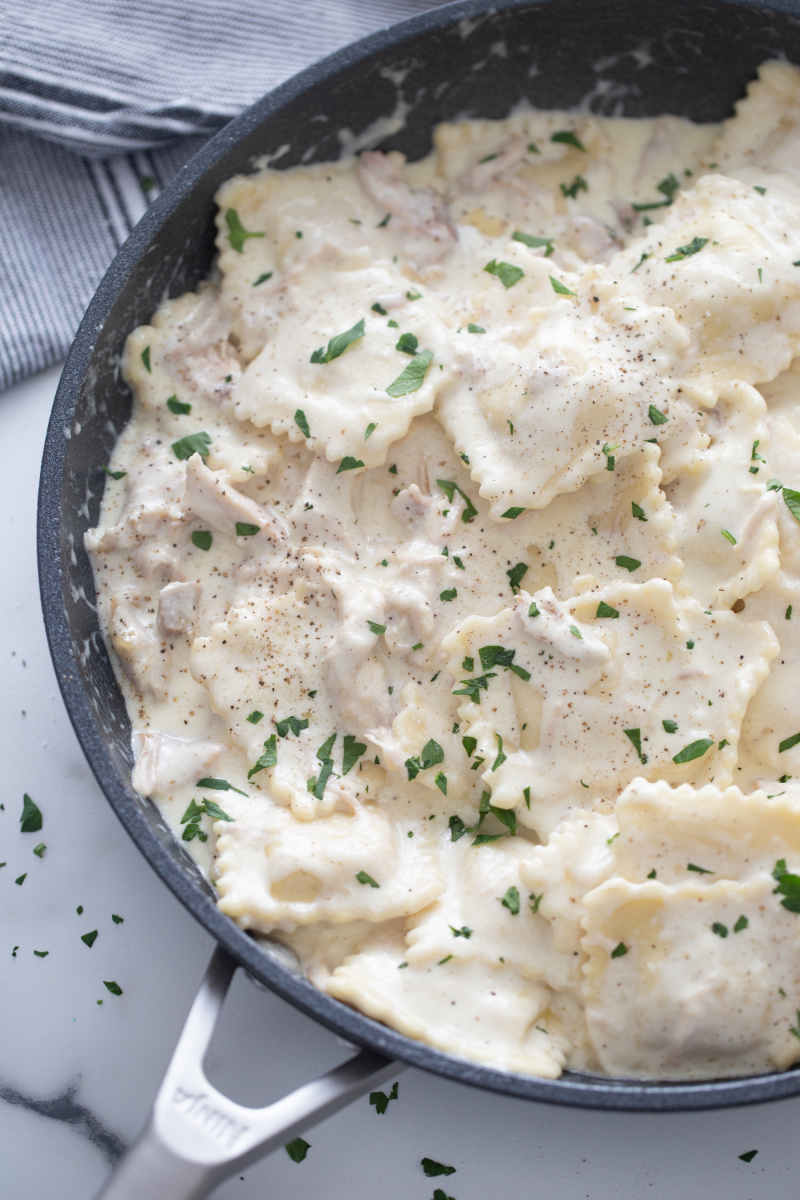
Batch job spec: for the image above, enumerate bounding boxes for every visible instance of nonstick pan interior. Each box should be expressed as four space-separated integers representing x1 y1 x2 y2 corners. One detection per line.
38 0 800 1110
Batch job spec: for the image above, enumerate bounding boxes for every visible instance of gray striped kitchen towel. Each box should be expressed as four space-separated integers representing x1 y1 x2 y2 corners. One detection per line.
0 0 448 393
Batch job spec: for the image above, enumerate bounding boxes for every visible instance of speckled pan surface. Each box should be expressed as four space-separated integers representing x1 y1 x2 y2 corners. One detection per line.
37 0 800 1109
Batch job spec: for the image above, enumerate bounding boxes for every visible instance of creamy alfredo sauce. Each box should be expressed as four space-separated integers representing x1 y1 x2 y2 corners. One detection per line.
88 61 800 1080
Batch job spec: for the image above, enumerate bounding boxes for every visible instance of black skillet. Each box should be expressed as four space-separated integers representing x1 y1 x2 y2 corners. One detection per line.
37 0 800 1193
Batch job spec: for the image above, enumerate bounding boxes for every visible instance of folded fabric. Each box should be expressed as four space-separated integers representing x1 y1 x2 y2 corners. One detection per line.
0 0 446 392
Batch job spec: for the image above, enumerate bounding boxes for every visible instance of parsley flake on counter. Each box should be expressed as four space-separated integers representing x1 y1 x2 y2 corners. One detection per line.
369 1081 399 1114
552 129 587 151
101 465 127 479
422 1159 456 1178
440 588 457 602
141 345 152 372
436 478 477 522
248 734 278 778
225 208 264 252
550 274 577 295
112 914 124 924
506 562 529 593
673 738 714 764
103 980 123 996
172 431 211 461
467 323 486 333
15 874 26 885
721 529 737 545
336 456 365 473
311 317 365 364
197 777 247 795
666 235 708 262
81 930 98 948
512 230 555 255
624 728 648 765
33 950 49 958
386 349 433 396
20 793 42 833
285 1137 310 1163
738 1150 758 1163
166 395 191 415
253 271 273 286
484 259 524 289
356 870 380 888
191 530 212 551
780 732 800 753
396 332 419 355
342 735 367 775
500 885 520 915
615 555 641 572
611 942 628 958
33 843 45 857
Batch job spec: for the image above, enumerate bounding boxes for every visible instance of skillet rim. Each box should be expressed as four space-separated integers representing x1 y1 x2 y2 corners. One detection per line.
37 0 800 1111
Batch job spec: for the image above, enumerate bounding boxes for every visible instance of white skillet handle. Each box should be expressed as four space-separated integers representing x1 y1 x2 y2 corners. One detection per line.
94 946 401 1200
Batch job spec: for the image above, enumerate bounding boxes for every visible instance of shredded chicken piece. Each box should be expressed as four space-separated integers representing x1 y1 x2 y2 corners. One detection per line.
157 581 202 636
357 151 457 266
132 730 225 796
109 589 167 699
183 453 286 540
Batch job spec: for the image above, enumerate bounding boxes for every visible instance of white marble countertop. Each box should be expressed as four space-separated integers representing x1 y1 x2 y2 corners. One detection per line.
3 363 799 1199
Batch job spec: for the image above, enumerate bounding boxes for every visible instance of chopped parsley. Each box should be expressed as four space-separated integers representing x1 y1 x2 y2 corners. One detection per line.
274 716 308 738
172 431 211 461
103 980 123 996
294 409 311 438
81 930 98 948
484 260 524 288
33 950 49 958
550 275 577 296
367 620 387 635
738 1150 758 1163
311 318 365 364
342 735 367 775
225 209 264 252
253 271 273 286
440 588 457 602
506 562 529 593
33 843 45 857
721 529 737 546
467 323 486 333
356 870 380 888
500 506 526 519
624 728 648 765
512 230 555 255
687 862 714 874
450 925 473 939
395 332 419 355
236 522 260 537
196 777 247 795
112 914 124 924
191 530 212 551
610 942 628 958
528 601 540 617
436 478 477 522
783 487 800 523
435 771 448 795
779 732 800 753
673 738 714 764
247 710 264 725
166 395 191 415
631 501 647 521
365 421 377 440
452 673 496 704
734 915 749 933
247 734 278 779
14 874 26 885
101 465 127 479
478 644 530 681
369 1081 399 1114
141 345 151 372
711 922 728 938
631 251 651 273
615 555 641 572
386 349 433 396
284 1137 310 1163
500 885 520 915
20 793 42 833
662 719 678 733
648 404 668 425
773 860 800 913
551 130 587 151
665 236 708 262
491 734 507 772
596 601 619 618
632 173 680 212
560 174 588 199
336 456 365 473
